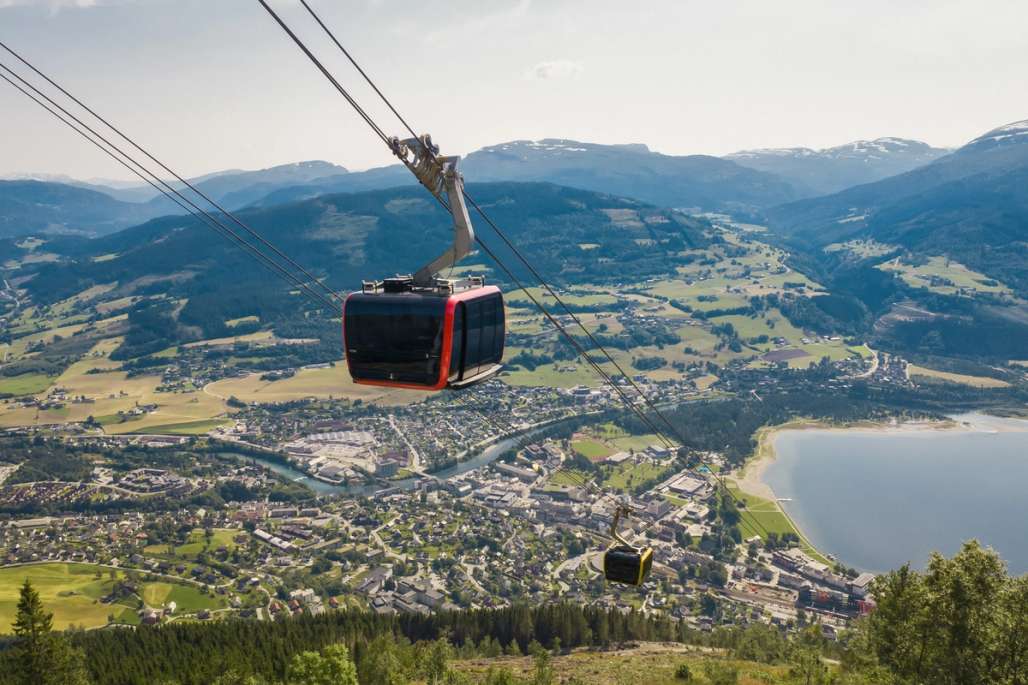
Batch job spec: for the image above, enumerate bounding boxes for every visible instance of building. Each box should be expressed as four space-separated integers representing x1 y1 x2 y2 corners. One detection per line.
494 462 536 483
848 572 876 598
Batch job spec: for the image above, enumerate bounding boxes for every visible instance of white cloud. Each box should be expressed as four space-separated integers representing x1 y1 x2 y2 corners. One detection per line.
525 59 583 81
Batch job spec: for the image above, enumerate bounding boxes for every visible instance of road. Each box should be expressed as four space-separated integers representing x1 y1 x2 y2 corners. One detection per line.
388 415 422 471
370 522 406 562
851 344 879 379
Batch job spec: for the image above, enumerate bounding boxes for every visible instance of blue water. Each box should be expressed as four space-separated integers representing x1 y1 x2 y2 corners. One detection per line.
238 422 554 497
763 414 1028 574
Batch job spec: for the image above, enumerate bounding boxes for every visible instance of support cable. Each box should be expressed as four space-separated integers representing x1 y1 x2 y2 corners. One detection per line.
0 39 344 307
252 1 775 539
0 65 340 314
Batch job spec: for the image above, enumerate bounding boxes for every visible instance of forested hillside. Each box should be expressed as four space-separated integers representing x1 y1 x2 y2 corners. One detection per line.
5 182 710 354
0 180 161 238
767 119 1028 295
0 543 1023 685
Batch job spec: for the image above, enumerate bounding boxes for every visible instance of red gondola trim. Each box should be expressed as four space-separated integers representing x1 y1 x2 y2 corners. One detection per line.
342 286 501 391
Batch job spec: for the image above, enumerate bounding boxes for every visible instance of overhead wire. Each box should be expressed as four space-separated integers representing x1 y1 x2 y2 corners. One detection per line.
256 0 772 540
0 63 341 315
270 0 696 448
250 0 686 453
279 0 692 442
2 4 768 542
0 39 344 310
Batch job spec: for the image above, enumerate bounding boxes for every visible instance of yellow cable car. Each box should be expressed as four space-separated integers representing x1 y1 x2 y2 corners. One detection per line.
603 504 654 586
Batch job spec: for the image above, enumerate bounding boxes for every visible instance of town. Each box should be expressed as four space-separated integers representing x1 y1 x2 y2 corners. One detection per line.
0 348 892 639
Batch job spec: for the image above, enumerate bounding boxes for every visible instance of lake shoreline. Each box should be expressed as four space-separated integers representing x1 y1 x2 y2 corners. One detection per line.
732 412 1028 570
730 415 983 561
736 416 965 499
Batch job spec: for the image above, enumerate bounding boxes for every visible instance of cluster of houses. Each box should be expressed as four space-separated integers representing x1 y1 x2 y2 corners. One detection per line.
771 548 876 615
117 468 192 495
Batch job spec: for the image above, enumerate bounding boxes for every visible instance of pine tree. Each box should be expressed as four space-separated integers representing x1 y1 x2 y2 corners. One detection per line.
12 579 52 679
11 580 91 685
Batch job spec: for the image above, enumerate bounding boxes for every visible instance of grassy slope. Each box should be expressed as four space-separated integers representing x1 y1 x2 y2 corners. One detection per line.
908 364 1011 388
0 222 865 426
455 644 795 685
0 562 223 631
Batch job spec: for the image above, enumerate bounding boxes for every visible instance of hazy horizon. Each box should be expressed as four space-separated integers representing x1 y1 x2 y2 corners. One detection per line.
2 0 1026 181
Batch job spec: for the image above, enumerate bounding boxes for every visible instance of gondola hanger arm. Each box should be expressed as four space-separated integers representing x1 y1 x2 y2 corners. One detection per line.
389 134 474 286
608 503 634 548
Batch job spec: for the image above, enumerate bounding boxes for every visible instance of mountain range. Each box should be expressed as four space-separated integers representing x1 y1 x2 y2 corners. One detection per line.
142 160 349 213
13 183 710 343
246 139 801 214
0 180 155 237
4 121 1027 314
0 161 350 238
725 138 951 196
766 119 1028 294
0 132 964 241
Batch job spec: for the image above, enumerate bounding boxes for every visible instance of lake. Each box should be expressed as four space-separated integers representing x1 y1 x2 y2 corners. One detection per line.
762 413 1028 575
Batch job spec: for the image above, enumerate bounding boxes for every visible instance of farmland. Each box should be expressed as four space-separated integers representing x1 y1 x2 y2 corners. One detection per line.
908 364 1012 388
0 221 872 436
0 562 223 632
204 364 424 406
878 255 1014 297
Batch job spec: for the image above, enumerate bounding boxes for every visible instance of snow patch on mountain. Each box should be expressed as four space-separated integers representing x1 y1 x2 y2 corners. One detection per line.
967 119 1028 146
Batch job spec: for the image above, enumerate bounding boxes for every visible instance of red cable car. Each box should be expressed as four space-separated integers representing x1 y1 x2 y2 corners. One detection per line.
342 134 505 391
344 276 504 390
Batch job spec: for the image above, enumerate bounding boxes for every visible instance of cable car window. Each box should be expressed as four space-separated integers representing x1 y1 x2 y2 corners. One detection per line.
345 296 446 385
464 299 482 380
448 302 465 382
461 293 504 380
489 294 505 362
477 296 496 377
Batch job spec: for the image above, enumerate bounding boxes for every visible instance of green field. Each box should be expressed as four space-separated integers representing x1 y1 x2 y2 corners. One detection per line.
145 528 240 560
0 563 133 631
505 286 617 308
726 485 829 564
0 373 53 397
140 582 224 614
548 468 591 488
571 424 668 455
604 461 668 491
878 255 1012 296
571 438 613 460
0 562 227 631
500 346 631 388
908 365 1011 388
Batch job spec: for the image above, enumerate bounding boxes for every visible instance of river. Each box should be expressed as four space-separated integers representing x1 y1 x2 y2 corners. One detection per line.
762 413 1028 574
235 428 539 497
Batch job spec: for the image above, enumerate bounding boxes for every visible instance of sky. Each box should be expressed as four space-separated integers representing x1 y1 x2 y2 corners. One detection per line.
1 0 1026 181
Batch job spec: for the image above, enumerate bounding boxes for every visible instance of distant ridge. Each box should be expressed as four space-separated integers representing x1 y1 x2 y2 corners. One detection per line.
254 138 802 213
766 117 1028 294
726 137 950 195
